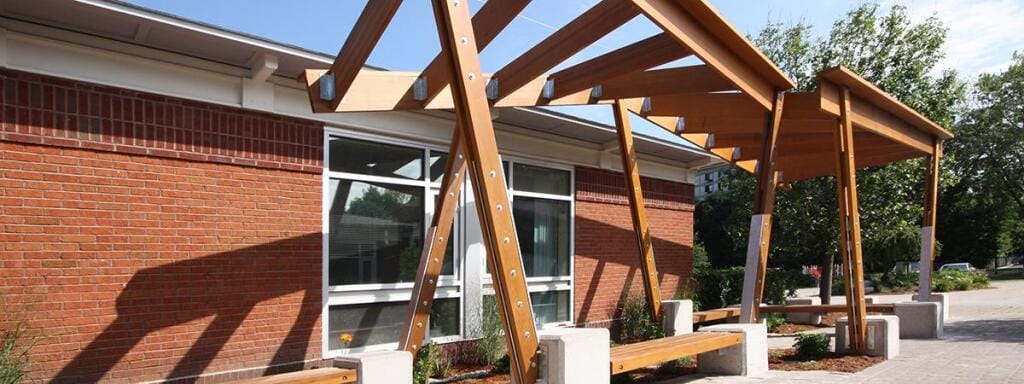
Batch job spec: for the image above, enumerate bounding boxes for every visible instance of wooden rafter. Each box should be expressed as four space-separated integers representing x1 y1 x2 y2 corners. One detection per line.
491 0 640 101
645 93 764 118
630 0 792 109
819 80 934 154
548 33 691 99
431 1 539 381
327 0 403 110
613 100 663 321
598 65 737 100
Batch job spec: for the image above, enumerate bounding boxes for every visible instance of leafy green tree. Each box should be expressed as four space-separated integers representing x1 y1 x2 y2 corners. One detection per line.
696 4 967 302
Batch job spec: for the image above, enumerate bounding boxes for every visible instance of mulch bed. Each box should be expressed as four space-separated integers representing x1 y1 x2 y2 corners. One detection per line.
769 348 883 373
771 323 820 334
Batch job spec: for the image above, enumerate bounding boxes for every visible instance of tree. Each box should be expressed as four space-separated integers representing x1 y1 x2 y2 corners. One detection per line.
696 4 967 302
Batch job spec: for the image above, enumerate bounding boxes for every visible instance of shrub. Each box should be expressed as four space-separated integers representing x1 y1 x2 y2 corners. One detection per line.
869 272 919 293
492 355 510 374
1 311 38 384
477 297 506 365
692 268 804 310
618 295 665 344
765 313 786 333
932 270 989 292
413 342 449 384
793 333 830 359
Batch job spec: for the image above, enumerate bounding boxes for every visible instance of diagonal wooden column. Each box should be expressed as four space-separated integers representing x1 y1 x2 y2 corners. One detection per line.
739 91 784 324
834 87 868 352
917 139 943 300
399 127 466 354
612 99 662 321
430 1 539 382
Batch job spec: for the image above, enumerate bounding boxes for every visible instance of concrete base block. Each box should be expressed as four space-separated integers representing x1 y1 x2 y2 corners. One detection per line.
835 315 899 359
784 297 821 325
661 300 694 336
334 350 412 384
539 328 610 384
697 323 768 377
863 296 877 304
894 301 943 339
912 293 949 322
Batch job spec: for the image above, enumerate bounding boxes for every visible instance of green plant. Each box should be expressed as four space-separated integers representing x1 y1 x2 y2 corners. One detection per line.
765 313 786 333
477 297 507 366
492 355 510 374
1 316 39 384
932 270 990 292
618 295 665 344
656 357 693 374
793 333 830 359
413 342 448 384
691 268 804 310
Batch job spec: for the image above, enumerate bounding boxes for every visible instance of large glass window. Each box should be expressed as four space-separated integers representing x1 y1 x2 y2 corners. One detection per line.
328 180 424 285
324 133 575 354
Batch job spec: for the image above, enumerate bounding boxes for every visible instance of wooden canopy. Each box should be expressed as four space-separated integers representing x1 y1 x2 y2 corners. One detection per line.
300 1 952 381
642 66 954 182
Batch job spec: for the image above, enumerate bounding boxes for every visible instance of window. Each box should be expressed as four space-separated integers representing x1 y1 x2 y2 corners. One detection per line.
325 135 461 354
324 132 574 355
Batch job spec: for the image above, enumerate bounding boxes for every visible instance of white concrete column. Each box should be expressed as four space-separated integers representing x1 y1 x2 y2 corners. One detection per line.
739 214 767 323
697 323 768 376
917 226 935 299
334 350 413 384
661 300 693 336
538 328 610 384
835 315 899 359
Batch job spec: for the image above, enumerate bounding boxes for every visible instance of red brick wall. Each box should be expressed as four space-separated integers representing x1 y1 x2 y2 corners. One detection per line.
574 166 695 327
0 69 325 383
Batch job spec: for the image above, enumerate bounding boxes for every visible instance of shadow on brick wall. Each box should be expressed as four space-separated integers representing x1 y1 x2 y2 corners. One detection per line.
52 233 321 383
574 215 693 327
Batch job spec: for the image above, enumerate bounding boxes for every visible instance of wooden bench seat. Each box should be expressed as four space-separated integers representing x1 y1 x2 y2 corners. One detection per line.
609 332 742 375
759 304 895 313
230 367 357 384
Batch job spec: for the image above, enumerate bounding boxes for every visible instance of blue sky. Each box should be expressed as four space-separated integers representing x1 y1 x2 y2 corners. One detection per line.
122 0 1023 141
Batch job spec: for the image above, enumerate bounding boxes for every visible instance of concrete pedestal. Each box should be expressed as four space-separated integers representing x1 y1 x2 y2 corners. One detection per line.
893 301 943 339
661 300 694 336
912 292 949 322
835 315 899 359
334 350 412 384
784 297 821 325
697 323 768 377
538 328 610 384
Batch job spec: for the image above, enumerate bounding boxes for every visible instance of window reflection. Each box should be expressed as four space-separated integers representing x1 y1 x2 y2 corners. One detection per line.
514 197 570 277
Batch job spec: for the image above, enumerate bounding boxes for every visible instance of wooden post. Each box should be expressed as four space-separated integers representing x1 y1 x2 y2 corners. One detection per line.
612 100 662 321
834 87 868 352
399 128 466 354
739 91 784 323
430 1 539 382
917 139 942 300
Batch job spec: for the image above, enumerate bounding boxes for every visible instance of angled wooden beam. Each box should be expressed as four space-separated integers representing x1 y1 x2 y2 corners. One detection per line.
413 0 532 105
917 138 943 300
775 148 922 181
740 91 784 324
598 65 737 100
492 0 640 101
630 0 784 109
399 127 466 354
328 0 404 110
430 1 538 382
645 93 764 119
613 99 662 321
834 86 868 353
819 80 934 154
548 33 691 99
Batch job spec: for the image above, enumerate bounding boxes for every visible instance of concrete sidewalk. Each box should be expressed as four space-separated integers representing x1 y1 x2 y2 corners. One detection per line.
659 280 1024 384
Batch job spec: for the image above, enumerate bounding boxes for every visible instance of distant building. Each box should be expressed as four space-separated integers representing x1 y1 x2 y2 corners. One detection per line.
695 164 731 199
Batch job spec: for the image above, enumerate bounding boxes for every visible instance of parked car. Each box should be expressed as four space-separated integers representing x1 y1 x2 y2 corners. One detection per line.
938 263 975 272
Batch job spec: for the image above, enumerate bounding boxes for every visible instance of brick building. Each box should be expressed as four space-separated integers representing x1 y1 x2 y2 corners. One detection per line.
0 1 715 382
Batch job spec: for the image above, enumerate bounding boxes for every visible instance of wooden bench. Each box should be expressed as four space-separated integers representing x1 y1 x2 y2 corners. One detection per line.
759 304 895 313
609 332 742 375
230 367 357 384
692 308 741 325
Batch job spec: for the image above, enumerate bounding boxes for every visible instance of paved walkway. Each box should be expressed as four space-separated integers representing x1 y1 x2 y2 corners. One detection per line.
661 280 1024 384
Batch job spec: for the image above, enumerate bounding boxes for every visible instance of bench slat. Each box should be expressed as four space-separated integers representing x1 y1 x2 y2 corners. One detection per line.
610 332 742 375
231 368 357 384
